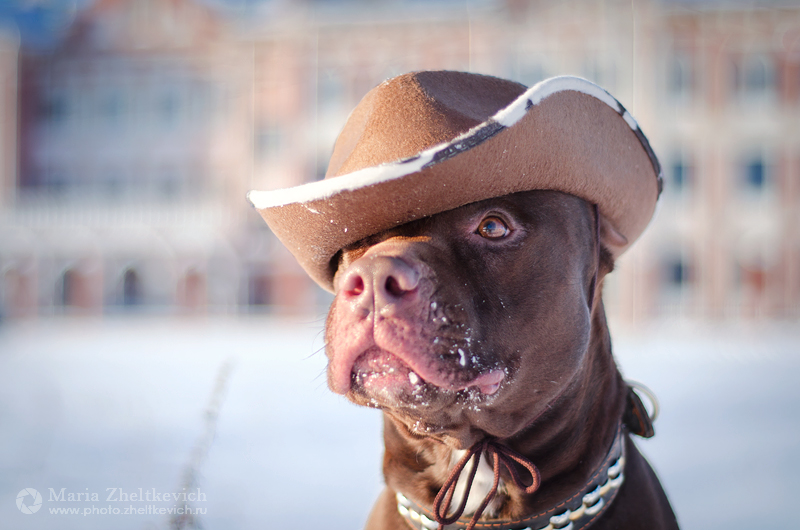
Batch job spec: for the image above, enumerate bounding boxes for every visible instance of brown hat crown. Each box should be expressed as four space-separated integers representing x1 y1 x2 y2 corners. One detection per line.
328 72 527 177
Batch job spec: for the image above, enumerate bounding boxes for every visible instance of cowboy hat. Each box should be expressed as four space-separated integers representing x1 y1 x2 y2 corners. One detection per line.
248 71 662 292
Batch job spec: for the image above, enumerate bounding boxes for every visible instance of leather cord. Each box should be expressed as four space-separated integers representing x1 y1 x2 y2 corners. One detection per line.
398 424 626 530
429 383 651 530
432 439 541 530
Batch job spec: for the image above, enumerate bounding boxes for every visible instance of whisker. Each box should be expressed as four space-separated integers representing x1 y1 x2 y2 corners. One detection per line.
302 343 327 361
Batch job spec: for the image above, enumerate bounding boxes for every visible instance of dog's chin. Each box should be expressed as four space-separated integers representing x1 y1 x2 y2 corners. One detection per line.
348 349 432 409
345 347 505 414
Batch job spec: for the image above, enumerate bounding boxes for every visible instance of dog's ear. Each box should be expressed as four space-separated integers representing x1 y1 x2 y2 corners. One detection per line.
598 214 628 250
598 215 626 275
599 244 615 276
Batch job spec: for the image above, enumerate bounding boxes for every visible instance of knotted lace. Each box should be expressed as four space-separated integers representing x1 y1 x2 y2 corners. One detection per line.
432 439 541 530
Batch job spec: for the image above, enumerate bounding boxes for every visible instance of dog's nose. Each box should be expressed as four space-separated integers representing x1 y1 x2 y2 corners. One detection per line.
339 256 420 314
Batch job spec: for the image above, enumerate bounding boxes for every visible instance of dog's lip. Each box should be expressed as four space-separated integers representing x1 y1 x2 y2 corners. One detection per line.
344 346 505 396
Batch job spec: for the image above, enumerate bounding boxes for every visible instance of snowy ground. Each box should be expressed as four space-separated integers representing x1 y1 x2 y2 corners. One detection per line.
1 316 798 530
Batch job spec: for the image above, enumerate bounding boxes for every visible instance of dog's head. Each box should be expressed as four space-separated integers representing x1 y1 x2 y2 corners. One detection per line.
247 71 661 447
325 190 614 447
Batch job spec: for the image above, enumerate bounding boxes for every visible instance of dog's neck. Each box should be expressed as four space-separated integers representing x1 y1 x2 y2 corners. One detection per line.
499 298 627 516
382 297 627 520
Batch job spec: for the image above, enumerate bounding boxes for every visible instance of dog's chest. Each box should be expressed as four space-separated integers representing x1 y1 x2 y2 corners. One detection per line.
450 449 505 517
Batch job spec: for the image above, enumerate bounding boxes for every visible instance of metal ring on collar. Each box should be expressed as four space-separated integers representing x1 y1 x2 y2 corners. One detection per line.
626 380 659 422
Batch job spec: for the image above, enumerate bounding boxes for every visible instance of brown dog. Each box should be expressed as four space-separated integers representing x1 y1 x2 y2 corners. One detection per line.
327 191 678 529
248 72 678 529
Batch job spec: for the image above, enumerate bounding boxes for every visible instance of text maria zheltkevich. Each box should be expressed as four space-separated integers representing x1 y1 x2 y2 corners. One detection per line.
15 487 207 516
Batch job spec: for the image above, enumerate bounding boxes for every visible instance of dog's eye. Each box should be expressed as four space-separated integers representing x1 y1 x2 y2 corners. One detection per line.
477 216 510 239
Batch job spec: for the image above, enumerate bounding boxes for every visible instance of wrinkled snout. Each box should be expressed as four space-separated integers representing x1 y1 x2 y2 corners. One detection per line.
327 240 506 400
338 255 421 316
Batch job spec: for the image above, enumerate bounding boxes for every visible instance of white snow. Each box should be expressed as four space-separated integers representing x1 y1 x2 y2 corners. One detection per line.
0 316 382 530
458 348 467 367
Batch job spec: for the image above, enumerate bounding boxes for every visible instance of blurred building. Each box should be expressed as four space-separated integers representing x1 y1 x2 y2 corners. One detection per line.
623 1 800 322
3 0 259 316
0 0 798 321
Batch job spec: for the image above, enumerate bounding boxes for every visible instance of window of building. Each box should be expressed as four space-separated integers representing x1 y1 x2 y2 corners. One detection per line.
658 251 694 316
248 273 271 307
667 51 693 100
745 158 765 189
99 90 126 125
739 262 767 296
672 160 688 190
41 90 67 122
158 88 182 127
58 268 78 307
122 268 141 306
154 166 184 198
744 56 771 93
668 151 694 194
254 124 283 162
43 167 71 193
101 167 127 197
733 53 776 102
3 268 34 318
178 268 205 309
740 154 771 194
188 81 214 124
665 257 691 288
318 70 344 111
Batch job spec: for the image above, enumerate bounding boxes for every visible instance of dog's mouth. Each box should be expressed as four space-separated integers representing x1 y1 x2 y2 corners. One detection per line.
348 346 505 405
326 256 506 408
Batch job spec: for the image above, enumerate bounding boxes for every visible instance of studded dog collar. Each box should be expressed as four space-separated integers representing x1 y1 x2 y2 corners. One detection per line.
397 424 626 530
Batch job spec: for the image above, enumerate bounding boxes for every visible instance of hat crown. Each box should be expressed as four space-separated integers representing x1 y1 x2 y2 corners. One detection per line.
249 73 661 292
326 71 527 178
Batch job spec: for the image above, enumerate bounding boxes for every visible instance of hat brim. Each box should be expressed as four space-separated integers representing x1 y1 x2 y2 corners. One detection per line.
248 76 662 293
